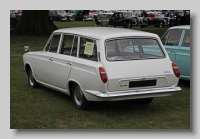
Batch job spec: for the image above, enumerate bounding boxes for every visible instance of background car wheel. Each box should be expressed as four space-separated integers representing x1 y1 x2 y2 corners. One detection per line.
127 21 132 28
72 84 89 110
135 98 153 104
170 21 174 27
159 21 164 27
140 25 145 28
28 69 39 88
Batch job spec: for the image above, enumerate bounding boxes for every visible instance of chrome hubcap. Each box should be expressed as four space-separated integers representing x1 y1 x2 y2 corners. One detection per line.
29 71 34 86
74 86 83 106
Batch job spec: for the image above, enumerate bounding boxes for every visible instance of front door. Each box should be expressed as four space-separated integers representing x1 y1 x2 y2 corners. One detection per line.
35 34 61 85
175 29 190 79
162 29 183 63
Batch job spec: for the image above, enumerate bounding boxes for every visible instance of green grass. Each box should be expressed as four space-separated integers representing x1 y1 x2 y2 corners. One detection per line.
10 21 190 129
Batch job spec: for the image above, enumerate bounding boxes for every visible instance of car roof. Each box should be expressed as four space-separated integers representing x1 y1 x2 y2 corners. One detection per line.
169 25 190 30
53 27 158 39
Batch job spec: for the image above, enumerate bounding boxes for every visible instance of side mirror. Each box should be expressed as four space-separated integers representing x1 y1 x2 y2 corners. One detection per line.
24 46 30 52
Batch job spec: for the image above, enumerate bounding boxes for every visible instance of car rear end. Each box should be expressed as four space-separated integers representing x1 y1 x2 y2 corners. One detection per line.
86 34 181 101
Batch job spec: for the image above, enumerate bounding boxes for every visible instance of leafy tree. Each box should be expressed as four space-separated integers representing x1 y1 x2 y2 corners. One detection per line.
13 10 58 36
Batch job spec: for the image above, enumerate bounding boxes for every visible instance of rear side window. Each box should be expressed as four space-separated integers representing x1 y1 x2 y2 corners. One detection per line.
79 37 98 61
181 29 190 47
59 35 78 57
166 29 182 46
106 38 165 61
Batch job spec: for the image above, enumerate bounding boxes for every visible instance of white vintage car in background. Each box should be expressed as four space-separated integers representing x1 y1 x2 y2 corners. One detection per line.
23 27 181 110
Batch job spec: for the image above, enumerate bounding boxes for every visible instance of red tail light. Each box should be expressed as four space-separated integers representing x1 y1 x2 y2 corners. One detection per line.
99 67 108 83
172 62 180 77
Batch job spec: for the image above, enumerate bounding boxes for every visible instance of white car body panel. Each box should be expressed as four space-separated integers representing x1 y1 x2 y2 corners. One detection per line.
23 27 181 102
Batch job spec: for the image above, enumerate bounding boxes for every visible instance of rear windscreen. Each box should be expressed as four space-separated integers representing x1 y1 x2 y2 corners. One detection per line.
106 38 165 61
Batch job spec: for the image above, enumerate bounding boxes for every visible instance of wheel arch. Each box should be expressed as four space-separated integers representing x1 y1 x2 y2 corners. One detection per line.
25 62 33 75
68 80 84 96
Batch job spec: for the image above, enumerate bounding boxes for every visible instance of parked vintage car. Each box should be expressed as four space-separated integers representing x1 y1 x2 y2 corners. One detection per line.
74 10 94 21
108 11 138 28
23 27 181 110
49 10 72 21
102 10 113 17
161 25 190 80
90 10 106 17
152 15 177 27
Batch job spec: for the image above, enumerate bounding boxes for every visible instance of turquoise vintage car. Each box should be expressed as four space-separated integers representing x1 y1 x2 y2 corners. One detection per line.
161 25 190 80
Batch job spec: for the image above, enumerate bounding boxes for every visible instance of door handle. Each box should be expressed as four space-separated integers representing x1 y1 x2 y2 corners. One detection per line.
49 58 53 61
66 62 72 66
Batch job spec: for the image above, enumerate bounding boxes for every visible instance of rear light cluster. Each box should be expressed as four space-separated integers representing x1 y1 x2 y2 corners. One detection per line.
172 62 180 77
99 67 108 83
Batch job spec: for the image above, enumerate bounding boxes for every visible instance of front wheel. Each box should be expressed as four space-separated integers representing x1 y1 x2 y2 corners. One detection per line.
28 69 39 88
72 84 89 110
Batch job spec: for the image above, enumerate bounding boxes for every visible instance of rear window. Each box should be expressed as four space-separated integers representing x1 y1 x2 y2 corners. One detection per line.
106 38 165 61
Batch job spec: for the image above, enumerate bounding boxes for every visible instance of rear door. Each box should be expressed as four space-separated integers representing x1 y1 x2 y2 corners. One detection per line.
51 34 78 89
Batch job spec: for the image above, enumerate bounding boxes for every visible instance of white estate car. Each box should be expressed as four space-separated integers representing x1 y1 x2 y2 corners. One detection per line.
23 27 181 110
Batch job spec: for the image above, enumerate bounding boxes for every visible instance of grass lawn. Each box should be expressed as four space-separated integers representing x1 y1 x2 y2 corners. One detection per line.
10 20 190 129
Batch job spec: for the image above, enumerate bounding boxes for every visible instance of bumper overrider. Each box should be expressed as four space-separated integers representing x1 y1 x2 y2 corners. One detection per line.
85 87 181 101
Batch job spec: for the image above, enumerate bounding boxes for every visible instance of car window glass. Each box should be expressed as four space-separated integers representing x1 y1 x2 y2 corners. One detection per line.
140 39 164 57
71 36 78 57
45 34 61 53
166 29 182 46
79 37 98 61
181 29 190 47
161 31 169 45
60 35 74 56
106 38 164 61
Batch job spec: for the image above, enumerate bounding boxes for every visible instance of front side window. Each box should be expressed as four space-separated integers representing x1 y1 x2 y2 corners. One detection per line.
166 29 183 46
161 30 169 45
45 34 61 53
79 37 98 61
106 38 165 61
181 29 190 47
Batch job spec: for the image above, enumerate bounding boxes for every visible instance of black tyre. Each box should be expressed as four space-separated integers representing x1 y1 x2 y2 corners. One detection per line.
170 21 174 27
135 98 153 104
140 25 145 28
72 84 89 110
28 68 39 88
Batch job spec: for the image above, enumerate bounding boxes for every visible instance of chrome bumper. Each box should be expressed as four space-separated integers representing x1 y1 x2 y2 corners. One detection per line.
85 87 181 98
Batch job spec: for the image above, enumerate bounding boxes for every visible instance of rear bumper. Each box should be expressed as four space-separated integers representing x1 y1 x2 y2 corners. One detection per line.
84 87 181 101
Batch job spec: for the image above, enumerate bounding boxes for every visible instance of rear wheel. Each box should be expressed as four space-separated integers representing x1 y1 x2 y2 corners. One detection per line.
72 84 89 110
28 68 39 88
